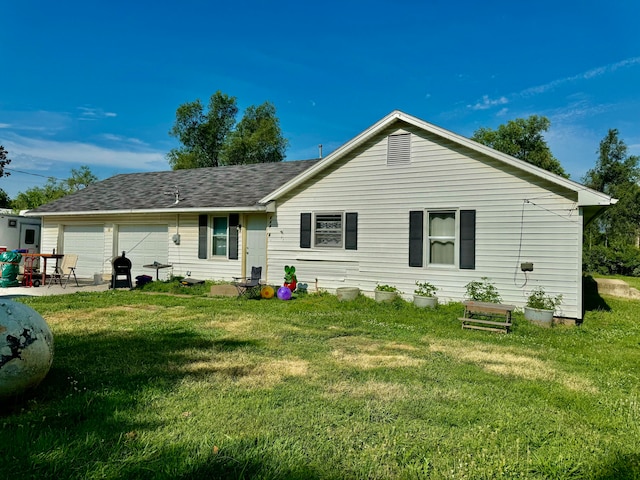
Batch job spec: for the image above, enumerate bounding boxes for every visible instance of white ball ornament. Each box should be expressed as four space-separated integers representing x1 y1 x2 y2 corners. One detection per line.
0 300 54 399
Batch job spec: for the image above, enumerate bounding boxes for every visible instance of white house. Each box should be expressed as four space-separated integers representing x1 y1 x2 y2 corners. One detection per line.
28 111 614 319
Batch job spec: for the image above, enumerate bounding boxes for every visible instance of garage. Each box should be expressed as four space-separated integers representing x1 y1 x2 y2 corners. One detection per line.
62 225 106 278
117 225 169 280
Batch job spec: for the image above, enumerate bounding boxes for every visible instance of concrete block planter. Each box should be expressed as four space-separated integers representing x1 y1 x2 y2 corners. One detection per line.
336 287 360 301
524 306 554 327
413 295 438 309
374 290 398 303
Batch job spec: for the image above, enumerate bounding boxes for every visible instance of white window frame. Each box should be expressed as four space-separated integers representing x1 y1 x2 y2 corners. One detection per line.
211 216 228 257
313 212 344 248
427 210 458 267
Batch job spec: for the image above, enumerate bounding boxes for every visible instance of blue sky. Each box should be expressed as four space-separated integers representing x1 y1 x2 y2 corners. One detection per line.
1 0 639 199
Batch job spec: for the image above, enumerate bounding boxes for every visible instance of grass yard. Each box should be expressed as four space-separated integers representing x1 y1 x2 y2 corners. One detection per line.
1 289 639 479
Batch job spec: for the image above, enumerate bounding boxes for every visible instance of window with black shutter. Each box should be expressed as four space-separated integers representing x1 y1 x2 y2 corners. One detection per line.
409 211 424 267
459 210 476 270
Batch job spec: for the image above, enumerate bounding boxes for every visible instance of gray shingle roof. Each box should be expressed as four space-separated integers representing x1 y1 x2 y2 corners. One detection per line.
30 160 320 213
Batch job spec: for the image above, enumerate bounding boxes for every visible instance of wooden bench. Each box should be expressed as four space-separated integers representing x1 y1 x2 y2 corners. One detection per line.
459 301 515 333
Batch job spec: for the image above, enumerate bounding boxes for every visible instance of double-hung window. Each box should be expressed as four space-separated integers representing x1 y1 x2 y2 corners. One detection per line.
212 217 228 256
315 213 343 247
409 209 475 269
428 211 455 265
198 214 240 260
300 212 358 250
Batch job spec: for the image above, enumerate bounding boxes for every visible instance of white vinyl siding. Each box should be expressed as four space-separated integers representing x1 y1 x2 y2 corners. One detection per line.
268 123 583 318
41 214 244 282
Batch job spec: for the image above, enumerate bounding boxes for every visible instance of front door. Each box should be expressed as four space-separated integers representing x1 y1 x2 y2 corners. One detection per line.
245 214 267 278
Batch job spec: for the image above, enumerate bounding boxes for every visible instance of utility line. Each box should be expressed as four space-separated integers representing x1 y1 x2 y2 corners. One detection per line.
4 168 63 181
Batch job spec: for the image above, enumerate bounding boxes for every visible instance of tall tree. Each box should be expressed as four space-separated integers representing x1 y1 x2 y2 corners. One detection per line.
11 166 98 210
167 92 288 169
0 189 10 208
222 102 288 165
0 145 11 178
168 91 239 169
583 129 640 248
471 115 568 178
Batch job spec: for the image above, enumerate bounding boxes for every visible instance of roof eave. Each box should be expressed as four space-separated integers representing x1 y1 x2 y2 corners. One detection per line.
29 205 267 217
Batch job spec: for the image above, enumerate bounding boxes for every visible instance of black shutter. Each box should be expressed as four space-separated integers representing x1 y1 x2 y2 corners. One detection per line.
228 214 239 260
409 211 423 267
460 210 476 270
198 214 208 259
300 213 311 248
345 212 358 250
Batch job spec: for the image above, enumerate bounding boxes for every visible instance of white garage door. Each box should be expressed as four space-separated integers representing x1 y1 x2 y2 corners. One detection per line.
63 225 106 278
117 225 169 280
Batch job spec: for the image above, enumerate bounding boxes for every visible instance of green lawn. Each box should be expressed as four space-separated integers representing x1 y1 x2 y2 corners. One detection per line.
1 289 639 479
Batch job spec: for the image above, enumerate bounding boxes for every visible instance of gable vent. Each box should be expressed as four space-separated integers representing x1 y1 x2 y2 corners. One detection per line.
387 133 411 166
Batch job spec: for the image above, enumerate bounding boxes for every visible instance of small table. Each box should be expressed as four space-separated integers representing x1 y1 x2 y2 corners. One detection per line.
143 262 172 281
21 253 64 286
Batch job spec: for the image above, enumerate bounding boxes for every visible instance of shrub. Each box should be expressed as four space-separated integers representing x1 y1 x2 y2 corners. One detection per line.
375 284 399 292
526 287 563 311
414 281 437 297
464 277 501 303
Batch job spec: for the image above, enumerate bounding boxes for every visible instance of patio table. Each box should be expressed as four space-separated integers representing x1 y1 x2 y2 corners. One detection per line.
21 253 64 286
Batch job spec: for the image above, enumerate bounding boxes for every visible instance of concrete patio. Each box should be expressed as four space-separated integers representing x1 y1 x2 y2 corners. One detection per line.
0 278 112 299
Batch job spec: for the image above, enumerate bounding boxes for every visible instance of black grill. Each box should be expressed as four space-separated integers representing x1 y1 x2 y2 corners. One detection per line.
111 252 133 289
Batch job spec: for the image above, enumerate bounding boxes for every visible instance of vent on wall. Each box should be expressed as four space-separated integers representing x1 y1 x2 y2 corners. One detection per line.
387 133 411 166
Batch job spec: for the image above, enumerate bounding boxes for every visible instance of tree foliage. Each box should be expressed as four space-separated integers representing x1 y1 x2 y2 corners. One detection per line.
471 115 568 178
583 129 640 275
168 91 238 169
11 166 98 210
223 102 288 165
167 91 287 169
0 189 10 208
0 145 11 178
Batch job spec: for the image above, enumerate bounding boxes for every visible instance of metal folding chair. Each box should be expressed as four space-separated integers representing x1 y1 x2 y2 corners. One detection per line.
49 254 79 288
232 266 262 298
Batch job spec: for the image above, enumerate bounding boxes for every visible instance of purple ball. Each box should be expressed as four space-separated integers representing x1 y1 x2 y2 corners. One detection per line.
277 286 292 300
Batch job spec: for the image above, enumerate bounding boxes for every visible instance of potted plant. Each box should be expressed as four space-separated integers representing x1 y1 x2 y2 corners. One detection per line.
524 287 562 326
374 284 399 302
413 281 438 308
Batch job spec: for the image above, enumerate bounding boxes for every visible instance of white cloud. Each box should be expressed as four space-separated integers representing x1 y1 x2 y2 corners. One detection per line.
2 133 166 171
101 133 148 146
77 106 118 120
0 123 11 128
467 95 508 111
520 56 640 97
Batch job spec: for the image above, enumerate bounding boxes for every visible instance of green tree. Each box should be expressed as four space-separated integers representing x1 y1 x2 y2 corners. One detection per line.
222 102 288 165
168 91 239 169
11 165 98 210
0 189 10 208
583 129 640 253
0 145 11 177
471 115 568 178
167 92 288 169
